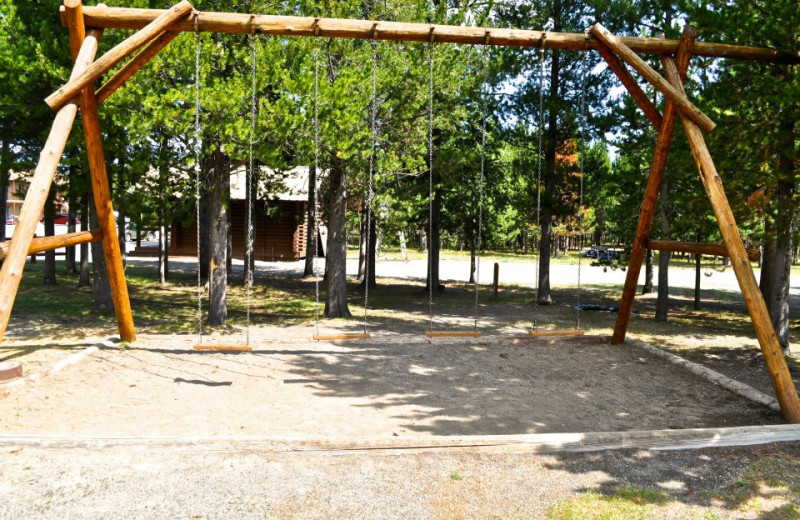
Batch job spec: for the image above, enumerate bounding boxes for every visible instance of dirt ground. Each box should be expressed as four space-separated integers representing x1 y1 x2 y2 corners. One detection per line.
0 328 780 439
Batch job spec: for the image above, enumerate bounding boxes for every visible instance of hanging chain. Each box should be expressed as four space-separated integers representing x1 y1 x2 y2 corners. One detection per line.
533 42 546 331
576 44 589 330
474 43 488 332
313 36 321 337
364 40 377 334
427 40 434 332
194 28 203 345
246 32 256 346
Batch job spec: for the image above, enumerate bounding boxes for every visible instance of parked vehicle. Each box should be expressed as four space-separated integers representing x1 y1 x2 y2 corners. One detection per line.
581 246 621 260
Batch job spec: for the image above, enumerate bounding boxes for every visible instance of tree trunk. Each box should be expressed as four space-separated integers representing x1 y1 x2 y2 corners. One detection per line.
655 179 670 322
158 224 168 285
207 149 229 325
79 197 90 286
469 240 476 284
419 229 427 252
642 248 654 294
89 193 113 310
767 121 796 354
760 214 775 304
324 158 351 318
537 47 560 304
157 135 168 285
426 170 443 292
694 253 701 310
243 164 256 285
357 203 376 288
199 158 210 280
66 193 77 274
357 205 366 281
42 185 57 285
117 151 126 268
303 165 317 277
0 140 10 242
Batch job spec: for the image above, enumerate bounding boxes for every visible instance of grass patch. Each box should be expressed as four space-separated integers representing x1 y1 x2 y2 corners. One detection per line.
548 486 672 520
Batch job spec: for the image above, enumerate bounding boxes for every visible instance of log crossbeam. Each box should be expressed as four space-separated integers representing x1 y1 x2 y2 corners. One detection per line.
0 230 102 261
60 6 800 64
647 239 760 262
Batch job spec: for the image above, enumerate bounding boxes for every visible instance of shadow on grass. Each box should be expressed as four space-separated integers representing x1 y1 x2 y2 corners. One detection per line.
545 443 800 519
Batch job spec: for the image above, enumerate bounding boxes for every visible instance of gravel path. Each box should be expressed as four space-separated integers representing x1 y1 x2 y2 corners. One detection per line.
2 441 797 519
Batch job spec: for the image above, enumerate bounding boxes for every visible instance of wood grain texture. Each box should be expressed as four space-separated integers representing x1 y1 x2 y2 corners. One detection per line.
62 6 800 64
96 30 180 104
68 10 136 343
312 333 372 340
5 424 800 453
425 331 482 337
590 23 715 133
595 43 662 129
0 230 101 261
647 239 760 262
662 56 800 423
0 28 101 343
193 344 253 351
46 0 192 110
611 26 697 346
528 329 585 337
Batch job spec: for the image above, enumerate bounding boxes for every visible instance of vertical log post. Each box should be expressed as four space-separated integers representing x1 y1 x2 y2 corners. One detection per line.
66 0 136 342
0 25 101 342
611 26 696 345
662 56 800 423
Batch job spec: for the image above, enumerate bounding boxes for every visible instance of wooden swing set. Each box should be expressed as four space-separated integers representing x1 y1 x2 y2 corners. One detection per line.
2 0 799 421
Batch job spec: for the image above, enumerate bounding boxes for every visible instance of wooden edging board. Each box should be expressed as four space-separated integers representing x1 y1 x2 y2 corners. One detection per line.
2 424 799 454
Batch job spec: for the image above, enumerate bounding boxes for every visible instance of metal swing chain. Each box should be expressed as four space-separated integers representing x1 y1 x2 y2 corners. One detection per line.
576 45 589 330
246 32 256 346
474 43 488 332
194 27 203 345
363 40 377 334
313 35 321 337
533 41 546 331
427 40 435 332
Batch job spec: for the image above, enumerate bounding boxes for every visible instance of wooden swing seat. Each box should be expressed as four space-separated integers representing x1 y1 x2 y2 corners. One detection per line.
193 344 253 352
425 331 482 338
312 332 371 341
528 329 585 337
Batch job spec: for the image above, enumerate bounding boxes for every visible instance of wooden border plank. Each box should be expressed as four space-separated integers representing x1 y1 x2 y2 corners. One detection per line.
611 26 697 345
4 424 800 453
0 29 101 343
61 6 800 64
662 56 800 423
589 23 715 132
45 0 193 110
